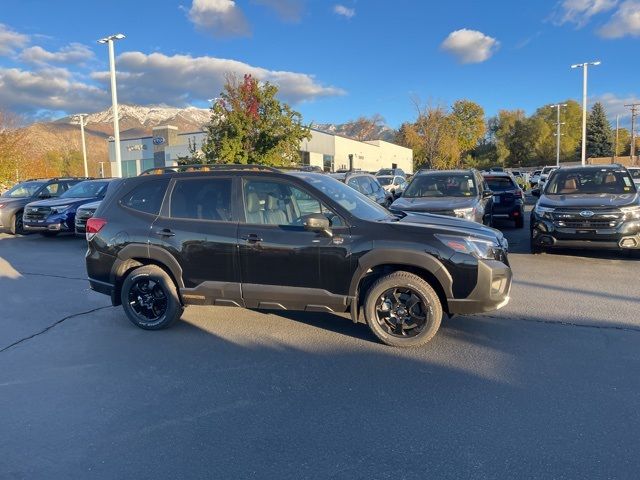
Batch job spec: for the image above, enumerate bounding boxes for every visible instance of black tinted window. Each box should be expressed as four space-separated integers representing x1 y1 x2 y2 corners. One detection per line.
485 176 516 191
121 179 169 215
170 178 232 221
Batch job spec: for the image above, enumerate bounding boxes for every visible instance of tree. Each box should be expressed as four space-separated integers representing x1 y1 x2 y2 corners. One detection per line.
582 102 613 158
0 110 28 185
490 109 525 166
339 114 386 141
202 74 311 166
450 100 486 154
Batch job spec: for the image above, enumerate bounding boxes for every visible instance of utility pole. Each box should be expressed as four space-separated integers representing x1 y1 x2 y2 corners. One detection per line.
625 103 639 165
73 114 89 177
571 61 601 166
550 104 567 168
614 115 619 163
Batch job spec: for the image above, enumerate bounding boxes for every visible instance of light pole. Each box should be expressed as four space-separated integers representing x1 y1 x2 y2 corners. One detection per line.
571 61 601 166
73 114 89 177
98 33 125 177
550 104 567 168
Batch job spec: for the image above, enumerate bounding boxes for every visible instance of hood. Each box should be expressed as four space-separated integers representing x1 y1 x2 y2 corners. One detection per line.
27 197 97 208
540 193 639 209
387 212 504 246
0 197 29 208
390 196 476 212
78 200 102 211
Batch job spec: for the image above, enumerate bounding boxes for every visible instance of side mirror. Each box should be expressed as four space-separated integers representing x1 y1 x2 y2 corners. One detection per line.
482 190 493 198
531 189 541 198
303 213 332 237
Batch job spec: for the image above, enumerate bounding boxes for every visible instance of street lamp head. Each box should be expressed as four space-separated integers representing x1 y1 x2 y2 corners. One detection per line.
570 64 581 69
591 61 601 66
98 33 126 44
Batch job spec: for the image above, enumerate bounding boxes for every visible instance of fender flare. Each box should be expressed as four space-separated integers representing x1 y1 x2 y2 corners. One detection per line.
348 249 453 299
110 244 185 289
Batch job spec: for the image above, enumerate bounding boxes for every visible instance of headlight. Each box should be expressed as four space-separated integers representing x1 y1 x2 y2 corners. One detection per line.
453 207 475 220
50 205 71 214
621 205 640 220
534 204 554 219
435 234 499 259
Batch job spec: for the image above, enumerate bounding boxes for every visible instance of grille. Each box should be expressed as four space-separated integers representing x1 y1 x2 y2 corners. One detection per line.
75 208 96 227
24 206 51 221
552 209 623 230
558 220 617 229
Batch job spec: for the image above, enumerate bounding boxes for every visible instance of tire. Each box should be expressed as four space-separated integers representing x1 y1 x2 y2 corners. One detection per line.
121 265 183 330
515 217 524 229
530 234 543 254
364 271 443 348
9 212 24 235
40 231 59 237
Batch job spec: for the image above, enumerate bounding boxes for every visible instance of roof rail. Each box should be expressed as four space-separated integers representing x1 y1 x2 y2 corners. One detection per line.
139 164 280 176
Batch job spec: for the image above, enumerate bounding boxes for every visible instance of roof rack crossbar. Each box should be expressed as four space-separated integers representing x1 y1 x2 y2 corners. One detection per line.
139 164 281 176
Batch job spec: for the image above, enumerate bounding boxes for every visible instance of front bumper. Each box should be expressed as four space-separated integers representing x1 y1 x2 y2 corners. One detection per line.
447 259 512 314
531 216 640 250
23 213 74 232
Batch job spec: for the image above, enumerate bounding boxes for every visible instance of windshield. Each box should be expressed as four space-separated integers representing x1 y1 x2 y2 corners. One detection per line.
533 171 541 176
542 167 555 174
61 180 109 199
403 173 477 198
377 177 393 186
545 169 636 195
377 169 394 176
629 169 640 180
2 181 45 198
296 173 392 222
485 176 517 192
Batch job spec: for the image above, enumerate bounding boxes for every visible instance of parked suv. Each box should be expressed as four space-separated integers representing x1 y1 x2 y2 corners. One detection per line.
85 165 511 348
331 171 392 207
483 172 525 228
530 165 640 253
376 168 406 178
376 175 408 199
389 169 494 225
23 179 113 236
75 200 102 235
0 177 86 235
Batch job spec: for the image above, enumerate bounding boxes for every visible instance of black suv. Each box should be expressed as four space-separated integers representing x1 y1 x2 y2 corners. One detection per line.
85 165 512 347
531 165 640 253
0 177 87 234
389 169 494 225
482 172 525 228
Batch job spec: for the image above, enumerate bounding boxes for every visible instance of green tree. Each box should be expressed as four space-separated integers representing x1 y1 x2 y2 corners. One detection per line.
450 100 485 154
490 110 525 166
202 74 311 166
581 102 613 158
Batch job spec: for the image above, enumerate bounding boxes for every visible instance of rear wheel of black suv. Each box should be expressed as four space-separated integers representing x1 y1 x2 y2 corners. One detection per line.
364 271 442 348
121 265 183 330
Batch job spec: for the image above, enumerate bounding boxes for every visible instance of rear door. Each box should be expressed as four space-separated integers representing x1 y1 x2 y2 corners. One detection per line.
149 176 241 303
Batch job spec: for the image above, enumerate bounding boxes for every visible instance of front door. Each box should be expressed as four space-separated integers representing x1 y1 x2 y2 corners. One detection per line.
149 176 241 305
237 177 351 312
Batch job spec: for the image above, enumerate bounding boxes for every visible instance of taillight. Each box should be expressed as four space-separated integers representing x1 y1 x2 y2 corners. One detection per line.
86 217 107 241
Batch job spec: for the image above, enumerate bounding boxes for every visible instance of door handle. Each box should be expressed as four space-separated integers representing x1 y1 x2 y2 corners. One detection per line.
154 228 175 237
241 233 262 243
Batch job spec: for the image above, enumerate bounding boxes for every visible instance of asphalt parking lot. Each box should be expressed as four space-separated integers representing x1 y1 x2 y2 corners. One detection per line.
2 207 640 479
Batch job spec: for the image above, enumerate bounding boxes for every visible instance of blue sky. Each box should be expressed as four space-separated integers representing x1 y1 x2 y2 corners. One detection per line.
0 0 638 127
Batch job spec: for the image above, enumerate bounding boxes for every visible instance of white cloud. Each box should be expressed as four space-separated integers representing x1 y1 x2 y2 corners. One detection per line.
0 23 29 56
592 93 640 124
440 29 500 64
553 0 618 26
187 0 251 37
19 43 94 65
333 4 355 18
0 67 107 114
90 51 345 105
598 0 640 37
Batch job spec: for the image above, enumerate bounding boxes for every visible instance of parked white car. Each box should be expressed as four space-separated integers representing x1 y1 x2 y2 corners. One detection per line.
537 166 557 190
376 175 408 198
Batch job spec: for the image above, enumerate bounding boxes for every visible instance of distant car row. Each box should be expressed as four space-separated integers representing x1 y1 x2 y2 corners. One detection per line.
0 177 108 236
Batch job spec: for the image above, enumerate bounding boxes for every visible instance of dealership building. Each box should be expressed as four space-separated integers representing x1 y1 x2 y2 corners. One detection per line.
108 125 413 176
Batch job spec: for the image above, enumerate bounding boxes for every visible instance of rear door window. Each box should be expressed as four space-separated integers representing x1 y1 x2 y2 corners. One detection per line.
169 178 233 222
121 178 170 215
357 176 374 195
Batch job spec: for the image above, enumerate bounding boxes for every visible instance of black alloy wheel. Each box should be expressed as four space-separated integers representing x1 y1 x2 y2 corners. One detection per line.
128 278 168 323
374 287 431 338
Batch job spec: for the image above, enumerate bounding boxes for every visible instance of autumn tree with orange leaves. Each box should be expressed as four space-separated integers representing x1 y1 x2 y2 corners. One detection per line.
202 74 310 166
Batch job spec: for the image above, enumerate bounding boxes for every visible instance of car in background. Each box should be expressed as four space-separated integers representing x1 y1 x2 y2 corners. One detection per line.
530 165 640 254
530 170 542 188
376 175 408 199
23 179 113 236
330 171 392 207
389 169 494 225
0 177 87 235
376 167 406 178
627 167 640 188
75 200 101 236
85 165 511 348
483 172 525 228
537 166 557 190
510 170 528 191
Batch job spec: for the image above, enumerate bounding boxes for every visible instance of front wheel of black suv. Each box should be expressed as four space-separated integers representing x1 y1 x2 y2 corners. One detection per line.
10 212 24 235
121 265 184 330
530 234 543 254
364 271 442 348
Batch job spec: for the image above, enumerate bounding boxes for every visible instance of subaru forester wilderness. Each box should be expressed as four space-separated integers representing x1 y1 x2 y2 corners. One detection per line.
86 165 512 347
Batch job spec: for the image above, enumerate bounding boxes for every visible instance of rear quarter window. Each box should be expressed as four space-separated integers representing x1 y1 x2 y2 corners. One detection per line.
120 178 169 215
